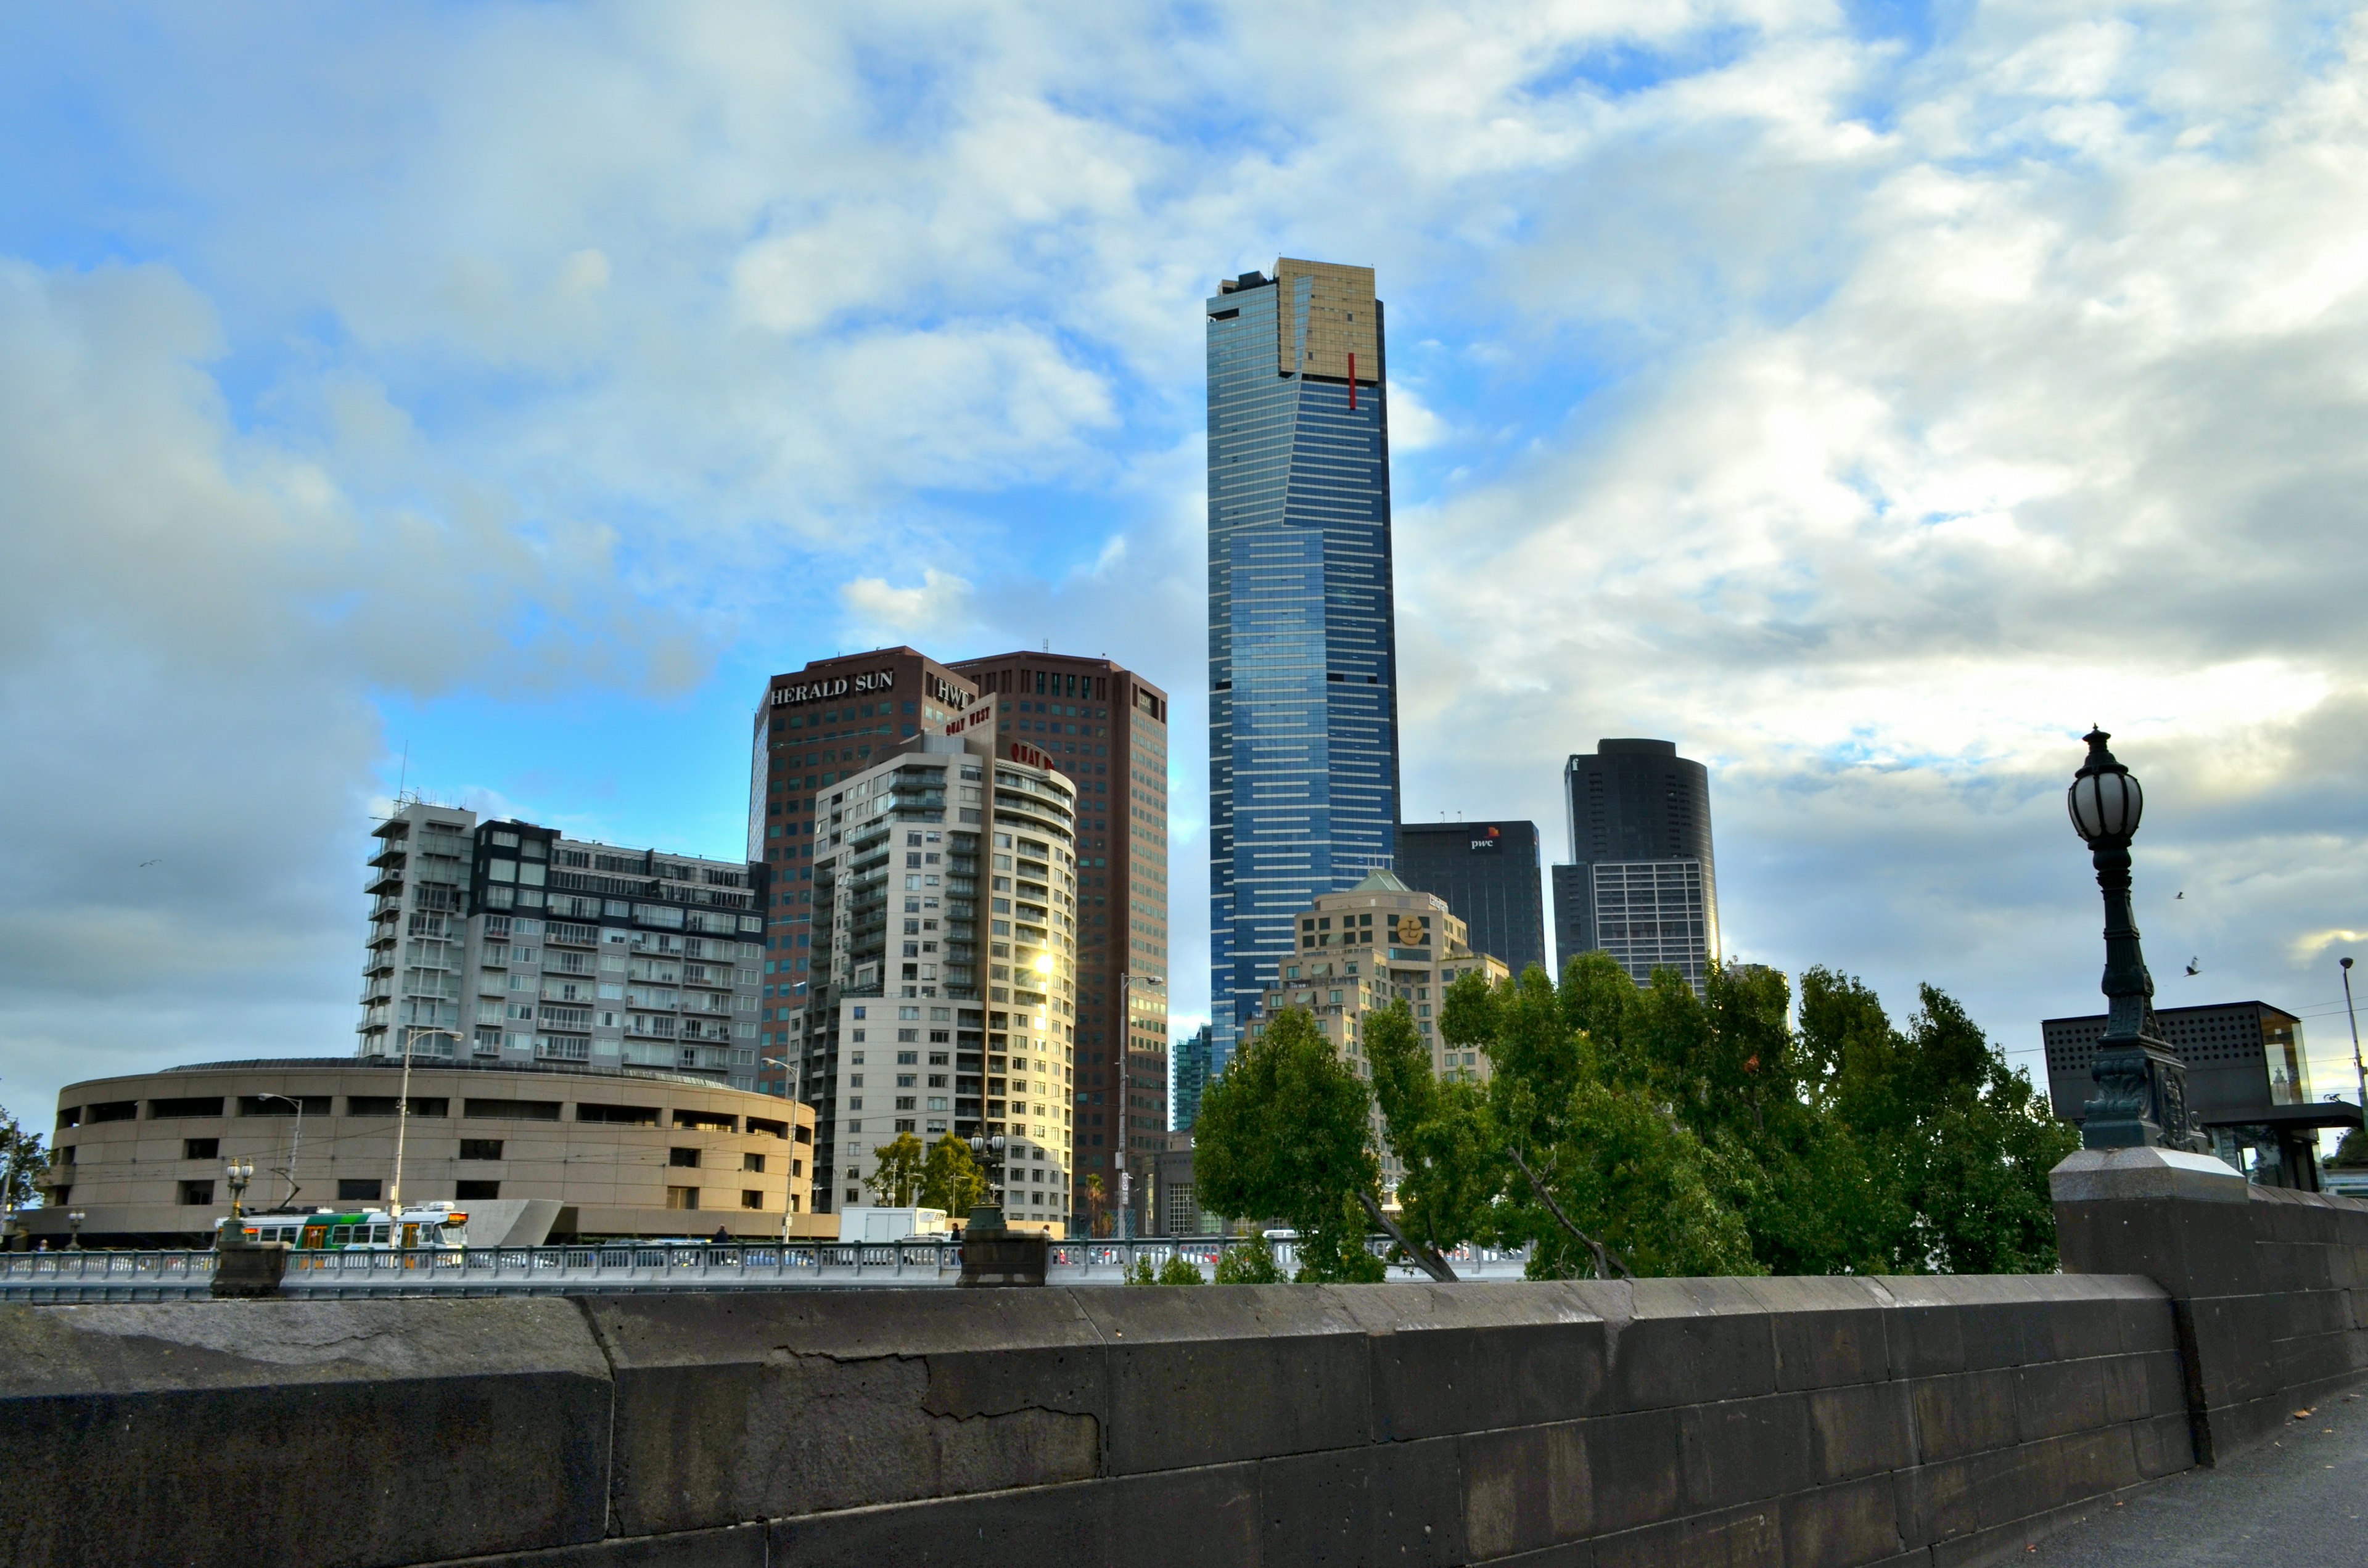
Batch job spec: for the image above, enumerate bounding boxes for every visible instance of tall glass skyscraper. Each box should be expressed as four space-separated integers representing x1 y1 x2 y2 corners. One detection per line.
1206 258 1400 1072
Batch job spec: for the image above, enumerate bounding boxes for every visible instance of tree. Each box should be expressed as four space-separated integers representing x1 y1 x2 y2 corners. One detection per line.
1083 1173 1106 1235
862 1133 927 1207
1156 1250 1206 1284
917 1133 987 1217
1193 1008 1386 1281
1212 1232 1285 1283
1364 1000 1493 1280
0 1107 43 1212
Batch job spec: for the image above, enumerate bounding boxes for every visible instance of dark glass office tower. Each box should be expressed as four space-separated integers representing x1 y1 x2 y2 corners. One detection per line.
1550 739 1720 991
1207 258 1400 1073
1394 821 1547 979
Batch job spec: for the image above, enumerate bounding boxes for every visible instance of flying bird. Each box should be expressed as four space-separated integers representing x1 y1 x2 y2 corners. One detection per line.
2176 891 2185 899
2185 956 2202 977
138 859 160 868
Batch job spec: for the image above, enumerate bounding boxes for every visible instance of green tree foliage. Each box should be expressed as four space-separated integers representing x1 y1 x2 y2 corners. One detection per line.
0 1107 43 1210
1449 953 2071 1278
1122 1254 1157 1286
1156 1250 1206 1284
1363 1001 1494 1278
1194 1007 1386 1281
1211 1233 1285 1283
862 1133 927 1207
2332 1130 2368 1170
1193 951 2071 1283
916 1133 987 1217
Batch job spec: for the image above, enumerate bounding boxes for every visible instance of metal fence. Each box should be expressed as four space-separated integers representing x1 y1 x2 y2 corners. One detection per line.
0 1236 1538 1302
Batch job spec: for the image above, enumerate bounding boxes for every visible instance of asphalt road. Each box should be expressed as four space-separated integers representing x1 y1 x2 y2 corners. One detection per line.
2030 1390 2368 1566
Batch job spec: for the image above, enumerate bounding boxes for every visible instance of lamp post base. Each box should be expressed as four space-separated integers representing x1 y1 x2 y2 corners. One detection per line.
2081 1042 2206 1153
958 1227 1048 1287
211 1244 286 1299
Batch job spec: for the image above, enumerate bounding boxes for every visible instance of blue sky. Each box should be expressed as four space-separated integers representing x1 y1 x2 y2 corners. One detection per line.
6 1 2368 1128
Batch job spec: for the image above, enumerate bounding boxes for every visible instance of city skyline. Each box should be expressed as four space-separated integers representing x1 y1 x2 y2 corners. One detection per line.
8 8 2368 1129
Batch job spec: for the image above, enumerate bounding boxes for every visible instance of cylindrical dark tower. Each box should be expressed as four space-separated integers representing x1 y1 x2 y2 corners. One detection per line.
1550 739 1719 991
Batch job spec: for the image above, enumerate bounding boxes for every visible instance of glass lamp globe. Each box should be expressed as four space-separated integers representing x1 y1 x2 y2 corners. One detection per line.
2067 728 2144 846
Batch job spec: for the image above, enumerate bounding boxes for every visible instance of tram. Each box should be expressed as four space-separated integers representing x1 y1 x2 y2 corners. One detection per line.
218 1202 470 1250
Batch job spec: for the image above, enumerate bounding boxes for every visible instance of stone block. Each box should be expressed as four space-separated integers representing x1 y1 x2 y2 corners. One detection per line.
2015 1294 2121 1364
1342 1282 1608 1439
1077 1284 1373 1474
2055 1424 2142 1496
487 1524 769 1567
1254 1446 1368 1566
2012 1357 2104 1440
2048 1146 2249 1205
1807 1381 1915 1481
1891 1457 1976 1547
1965 1440 2067 1529
1910 1368 2019 1462
1100 1463 1262 1568
1756 1278 1891 1391
1369 1435 1471 1567
2128 1411 2195 1479
1778 1474 1907 1568
1679 1392 1812 1511
584 1290 1106 1536
0 1299 610 1568
1584 1408 1684 1533
770 1474 1108 1567
1589 1500 1781 1568
1585 1278 1777 1411
1462 1421 1590 1559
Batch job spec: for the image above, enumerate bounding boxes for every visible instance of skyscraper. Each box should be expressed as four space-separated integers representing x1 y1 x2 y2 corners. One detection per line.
1393 820 1548 979
748 647 1096 1231
949 652 1170 1233
1207 258 1400 1072
1550 739 1720 991
1170 1023 1212 1131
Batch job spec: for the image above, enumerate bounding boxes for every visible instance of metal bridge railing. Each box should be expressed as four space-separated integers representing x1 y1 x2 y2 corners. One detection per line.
0 1236 1537 1302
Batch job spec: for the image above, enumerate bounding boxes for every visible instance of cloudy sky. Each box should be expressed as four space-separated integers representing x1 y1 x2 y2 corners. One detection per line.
5 1 2367 1130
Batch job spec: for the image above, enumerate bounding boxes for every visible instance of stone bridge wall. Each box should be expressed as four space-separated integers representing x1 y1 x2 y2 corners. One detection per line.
1 1147 2361 1568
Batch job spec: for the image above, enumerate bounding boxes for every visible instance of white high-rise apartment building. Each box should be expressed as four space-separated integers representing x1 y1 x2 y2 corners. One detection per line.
779 717 1081 1234
358 802 768 1090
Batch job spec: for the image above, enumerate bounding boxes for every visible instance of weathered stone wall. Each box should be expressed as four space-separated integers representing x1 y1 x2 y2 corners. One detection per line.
2053 1146 2368 1463
0 1274 2190 1568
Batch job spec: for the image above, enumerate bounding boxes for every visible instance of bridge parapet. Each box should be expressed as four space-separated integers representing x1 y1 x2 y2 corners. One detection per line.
2 1271 2192 1567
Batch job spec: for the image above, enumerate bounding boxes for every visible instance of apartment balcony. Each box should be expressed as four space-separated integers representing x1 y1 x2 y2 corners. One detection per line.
364 868 405 898
367 842 408 870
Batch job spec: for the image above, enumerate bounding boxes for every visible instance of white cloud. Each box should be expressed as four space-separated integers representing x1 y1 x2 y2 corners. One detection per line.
840 567 977 641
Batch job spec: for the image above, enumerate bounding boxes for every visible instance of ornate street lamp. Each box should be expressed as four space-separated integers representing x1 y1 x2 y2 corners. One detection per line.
67 1209 85 1250
2067 729 2201 1150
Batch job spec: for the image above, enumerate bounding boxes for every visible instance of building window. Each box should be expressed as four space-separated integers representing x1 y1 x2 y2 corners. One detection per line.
666 1186 701 1210
458 1139 504 1161
742 1152 766 1172
339 1178 384 1202
742 1189 765 1210
179 1180 215 1206
455 1180 500 1200
183 1138 219 1160
669 1147 702 1168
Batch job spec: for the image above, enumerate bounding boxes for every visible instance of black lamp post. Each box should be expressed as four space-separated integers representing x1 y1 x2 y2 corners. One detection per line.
2068 728 2202 1150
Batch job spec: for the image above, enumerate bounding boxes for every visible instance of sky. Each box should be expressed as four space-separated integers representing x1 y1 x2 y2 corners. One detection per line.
5 1 2368 1133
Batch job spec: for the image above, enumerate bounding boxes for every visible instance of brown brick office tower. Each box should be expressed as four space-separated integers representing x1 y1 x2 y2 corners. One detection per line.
952 652 1169 1235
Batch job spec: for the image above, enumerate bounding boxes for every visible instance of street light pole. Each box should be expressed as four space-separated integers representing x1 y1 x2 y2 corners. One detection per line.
2066 728 2200 1151
761 1057 799 1246
1114 973 1166 1242
254 1093 305 1209
392 1026 463 1210
2342 958 2366 1157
